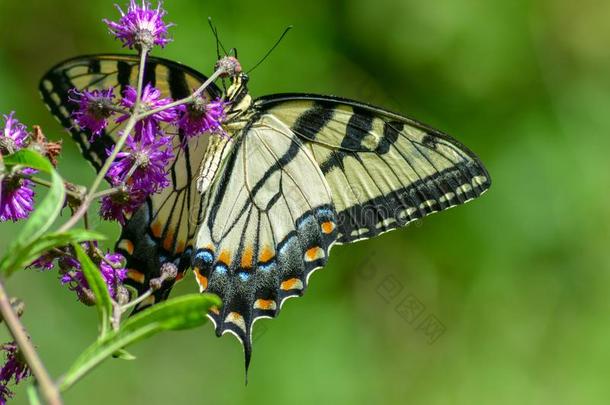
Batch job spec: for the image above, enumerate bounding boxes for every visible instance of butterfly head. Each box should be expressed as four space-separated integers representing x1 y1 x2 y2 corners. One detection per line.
225 72 252 118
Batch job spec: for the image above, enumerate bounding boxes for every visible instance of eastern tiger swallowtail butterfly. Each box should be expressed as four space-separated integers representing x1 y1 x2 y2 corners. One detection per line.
40 54 491 369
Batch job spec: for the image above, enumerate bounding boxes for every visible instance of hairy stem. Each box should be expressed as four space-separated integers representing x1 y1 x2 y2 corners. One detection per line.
91 187 124 201
120 289 153 313
30 177 82 201
0 279 62 405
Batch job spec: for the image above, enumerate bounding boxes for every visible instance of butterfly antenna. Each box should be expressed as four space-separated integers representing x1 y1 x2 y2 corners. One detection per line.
208 17 229 93
208 17 228 59
246 25 293 74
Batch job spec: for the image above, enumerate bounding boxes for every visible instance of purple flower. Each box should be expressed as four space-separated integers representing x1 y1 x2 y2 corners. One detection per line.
100 188 146 225
0 112 28 155
29 253 56 271
0 342 31 404
0 177 35 222
178 95 229 140
118 84 179 135
61 251 127 302
69 88 116 139
103 0 173 50
107 129 173 194
29 248 80 272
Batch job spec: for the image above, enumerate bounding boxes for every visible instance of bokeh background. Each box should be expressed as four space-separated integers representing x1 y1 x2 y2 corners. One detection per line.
1 0 610 404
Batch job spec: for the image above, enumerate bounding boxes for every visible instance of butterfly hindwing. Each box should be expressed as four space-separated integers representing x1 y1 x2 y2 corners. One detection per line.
193 114 338 366
39 54 221 303
256 94 492 244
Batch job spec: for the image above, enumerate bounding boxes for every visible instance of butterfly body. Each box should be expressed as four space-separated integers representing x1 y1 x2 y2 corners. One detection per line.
40 54 491 368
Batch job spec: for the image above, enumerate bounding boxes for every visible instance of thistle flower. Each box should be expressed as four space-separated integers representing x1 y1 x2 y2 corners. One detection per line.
29 248 80 272
178 95 229 139
0 112 28 155
103 0 173 50
118 84 179 136
29 253 56 271
0 176 35 223
61 251 127 303
0 342 31 404
107 129 173 194
100 188 146 225
68 88 116 139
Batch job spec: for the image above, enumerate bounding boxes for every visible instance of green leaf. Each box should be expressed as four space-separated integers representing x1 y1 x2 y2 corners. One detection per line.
3 149 66 249
60 294 221 392
73 243 113 338
0 229 104 276
112 349 136 361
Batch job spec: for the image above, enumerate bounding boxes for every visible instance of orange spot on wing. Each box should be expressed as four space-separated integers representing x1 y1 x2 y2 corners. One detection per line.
241 246 253 268
151 221 163 238
218 250 231 266
225 312 246 331
175 240 186 254
118 239 134 255
321 221 335 234
254 299 276 311
163 230 175 251
281 278 303 291
259 246 274 263
127 269 145 284
305 247 324 261
194 268 208 290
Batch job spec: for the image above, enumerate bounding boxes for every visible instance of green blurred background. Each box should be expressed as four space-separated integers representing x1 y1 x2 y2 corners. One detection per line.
2 0 610 403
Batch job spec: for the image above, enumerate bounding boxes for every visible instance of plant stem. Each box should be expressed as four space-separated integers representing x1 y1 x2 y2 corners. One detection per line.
91 187 124 201
0 279 62 405
120 289 153 313
30 177 82 200
136 67 226 120
57 49 150 233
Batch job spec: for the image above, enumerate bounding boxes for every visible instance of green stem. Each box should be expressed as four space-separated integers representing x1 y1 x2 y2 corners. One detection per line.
0 279 62 405
91 187 123 201
120 289 153 313
30 177 82 200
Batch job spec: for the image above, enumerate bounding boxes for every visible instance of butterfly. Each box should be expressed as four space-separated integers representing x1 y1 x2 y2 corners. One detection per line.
40 54 491 369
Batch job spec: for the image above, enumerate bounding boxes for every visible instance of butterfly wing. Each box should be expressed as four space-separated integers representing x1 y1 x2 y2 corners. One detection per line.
193 114 338 367
255 94 492 243
39 54 221 304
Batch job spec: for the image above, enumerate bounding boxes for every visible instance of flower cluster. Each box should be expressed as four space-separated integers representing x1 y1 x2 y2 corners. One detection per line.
0 113 35 223
0 342 31 404
31 244 127 305
63 0 236 223
70 83 229 224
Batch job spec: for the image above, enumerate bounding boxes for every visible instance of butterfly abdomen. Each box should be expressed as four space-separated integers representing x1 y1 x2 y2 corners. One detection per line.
196 135 234 194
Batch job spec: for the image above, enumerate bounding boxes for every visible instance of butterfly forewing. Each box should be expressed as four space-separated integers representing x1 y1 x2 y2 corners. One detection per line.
256 94 491 243
40 54 221 303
